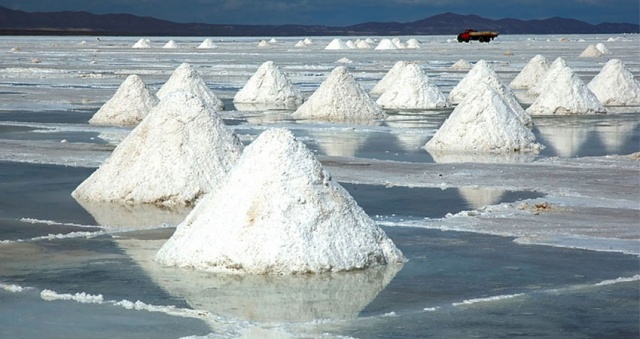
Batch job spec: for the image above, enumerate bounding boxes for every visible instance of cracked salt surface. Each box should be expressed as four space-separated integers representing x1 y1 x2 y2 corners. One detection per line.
0 35 638 338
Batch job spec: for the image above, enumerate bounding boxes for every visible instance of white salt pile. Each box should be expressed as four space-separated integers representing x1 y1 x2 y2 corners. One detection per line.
156 63 224 111
526 64 607 115
370 61 409 96
528 57 567 96
374 39 397 50
509 54 549 89
336 57 353 64
450 59 472 71
406 38 421 49
258 40 270 47
376 63 450 109
325 38 349 50
345 40 357 49
269 38 278 43
579 44 603 57
132 38 152 48
425 83 541 153
294 40 307 48
155 128 405 274
72 91 243 206
163 40 179 49
233 61 303 110
596 43 611 54
355 40 372 49
587 59 640 106
89 74 158 126
303 38 313 45
391 37 405 49
293 66 385 122
197 38 218 49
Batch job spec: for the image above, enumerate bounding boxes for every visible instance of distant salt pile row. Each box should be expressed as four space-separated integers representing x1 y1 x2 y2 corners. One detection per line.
131 38 219 49
323 37 421 50
579 43 612 58
155 128 405 274
233 61 303 110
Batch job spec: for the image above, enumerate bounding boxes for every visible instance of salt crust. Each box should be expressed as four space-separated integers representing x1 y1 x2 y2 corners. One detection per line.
528 57 568 96
509 54 549 90
449 60 533 126
425 83 541 153
526 64 607 115
89 74 159 126
156 63 224 111
132 38 151 48
197 38 217 49
155 128 405 274
579 44 603 58
72 91 243 206
325 38 349 50
233 61 303 109
587 59 640 106
293 66 385 122
370 61 409 96
376 63 450 109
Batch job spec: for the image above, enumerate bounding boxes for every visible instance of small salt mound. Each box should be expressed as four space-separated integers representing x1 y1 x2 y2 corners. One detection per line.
406 39 421 49
89 74 158 126
257 40 270 47
325 38 349 50
450 59 472 71
425 83 541 153
588 59 640 106
526 65 607 115
374 39 398 50
391 37 405 49
355 40 371 49
156 63 224 111
269 38 278 43
72 91 243 206
370 61 410 96
509 54 549 90
595 43 611 54
303 38 313 45
163 40 179 49
293 66 385 122
579 44 603 58
528 57 568 96
376 63 450 109
233 61 303 110
365 38 375 44
132 38 152 48
155 128 405 274
294 40 307 48
197 39 217 49
345 40 357 49
336 57 352 64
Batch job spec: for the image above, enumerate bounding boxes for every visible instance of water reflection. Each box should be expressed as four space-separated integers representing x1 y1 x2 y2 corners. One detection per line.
74 199 191 230
596 121 639 154
427 149 538 164
309 129 369 157
535 124 591 158
457 187 506 210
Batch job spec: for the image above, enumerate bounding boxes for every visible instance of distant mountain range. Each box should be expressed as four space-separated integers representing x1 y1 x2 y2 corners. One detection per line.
0 6 638 36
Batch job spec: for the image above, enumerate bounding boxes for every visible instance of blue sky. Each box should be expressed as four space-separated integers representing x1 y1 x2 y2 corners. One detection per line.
1 0 638 26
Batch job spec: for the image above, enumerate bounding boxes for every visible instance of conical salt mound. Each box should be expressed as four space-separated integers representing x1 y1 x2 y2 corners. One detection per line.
233 61 303 110
526 65 607 115
132 38 152 48
406 38 421 49
528 57 567 96
89 74 159 126
510 54 549 89
72 91 243 206
356 40 372 49
163 40 179 49
325 38 349 50
294 40 307 48
587 59 640 106
157 63 224 111
370 61 410 96
425 83 541 153
595 43 611 55
197 38 218 49
450 60 532 126
450 59 472 71
293 66 385 122
579 44 603 58
376 63 450 109
374 39 397 50
155 128 405 274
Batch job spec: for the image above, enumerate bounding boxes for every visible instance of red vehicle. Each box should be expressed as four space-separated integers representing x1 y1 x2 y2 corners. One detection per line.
457 29 499 43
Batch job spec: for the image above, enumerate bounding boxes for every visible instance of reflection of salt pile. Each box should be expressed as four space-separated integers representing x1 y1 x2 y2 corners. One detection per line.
132 38 152 48
156 129 405 274
536 124 591 157
451 59 472 71
293 66 385 122
162 40 179 49
595 43 611 54
596 121 639 153
370 61 409 96
374 39 398 50
197 38 217 49
325 38 349 50
458 187 505 210
312 129 368 157
72 91 243 206
233 61 303 110
376 63 450 109
156 63 224 111
76 199 190 230
449 60 532 126
509 54 549 89
89 74 158 126
587 59 640 106
579 44 603 58
526 62 606 115
425 83 541 153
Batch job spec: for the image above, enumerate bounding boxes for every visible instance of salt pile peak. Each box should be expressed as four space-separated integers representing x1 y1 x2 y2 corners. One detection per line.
163 40 179 49
156 63 224 111
376 63 450 109
587 59 640 106
293 66 385 122
155 128 405 274
510 54 549 89
579 44 603 58
370 61 410 96
132 38 152 48
89 74 159 126
526 64 607 115
72 91 243 206
325 38 349 50
197 39 217 49
233 61 303 110
425 83 541 153
374 39 398 50
528 57 568 96
406 38 421 49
